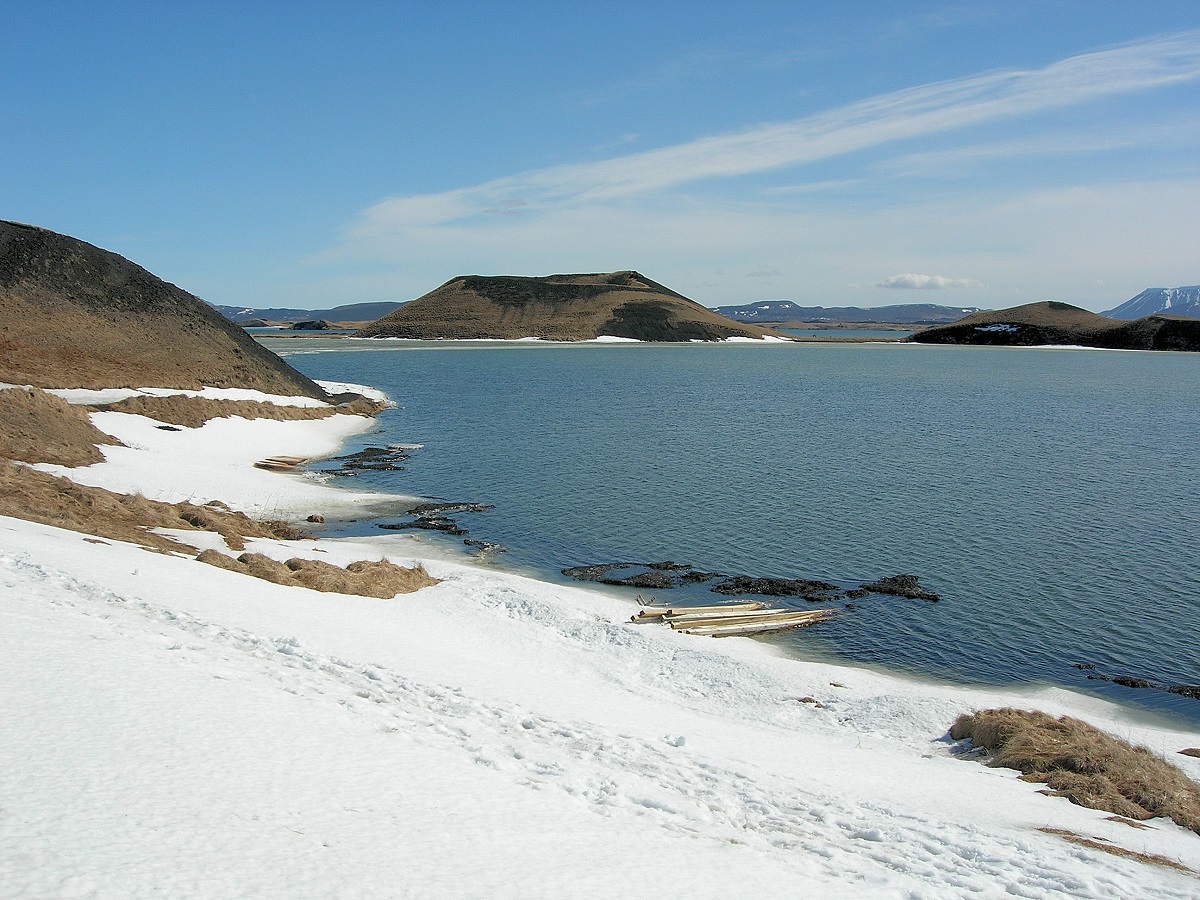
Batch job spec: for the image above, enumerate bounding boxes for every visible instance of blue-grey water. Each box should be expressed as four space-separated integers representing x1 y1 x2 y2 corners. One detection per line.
265 337 1200 726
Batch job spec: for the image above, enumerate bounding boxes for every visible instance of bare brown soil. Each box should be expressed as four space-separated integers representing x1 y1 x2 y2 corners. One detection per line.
198 550 437 597
951 708 1200 835
0 387 122 466
357 271 785 342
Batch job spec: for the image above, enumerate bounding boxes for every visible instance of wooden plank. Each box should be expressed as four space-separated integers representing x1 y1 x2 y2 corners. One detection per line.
682 612 835 637
667 610 829 630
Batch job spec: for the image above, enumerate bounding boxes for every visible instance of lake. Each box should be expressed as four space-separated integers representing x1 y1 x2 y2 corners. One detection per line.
264 336 1200 725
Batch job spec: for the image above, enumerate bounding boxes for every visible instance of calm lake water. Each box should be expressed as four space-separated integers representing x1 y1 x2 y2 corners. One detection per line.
265 337 1200 726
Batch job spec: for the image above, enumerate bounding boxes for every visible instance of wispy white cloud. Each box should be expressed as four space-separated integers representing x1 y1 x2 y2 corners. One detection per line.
877 273 982 290
346 31 1200 239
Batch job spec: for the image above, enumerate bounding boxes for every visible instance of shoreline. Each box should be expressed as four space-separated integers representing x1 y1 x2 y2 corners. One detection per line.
3 380 1200 894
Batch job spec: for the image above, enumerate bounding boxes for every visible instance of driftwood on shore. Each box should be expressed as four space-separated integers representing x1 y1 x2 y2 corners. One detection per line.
630 598 835 637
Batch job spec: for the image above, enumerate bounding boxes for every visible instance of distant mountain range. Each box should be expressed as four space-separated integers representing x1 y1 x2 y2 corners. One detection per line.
209 301 405 324
358 271 780 342
1102 286 1200 320
712 300 981 325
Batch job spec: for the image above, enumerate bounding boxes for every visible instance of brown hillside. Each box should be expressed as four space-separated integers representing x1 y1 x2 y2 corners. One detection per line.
357 271 783 342
910 301 1200 351
0 221 326 397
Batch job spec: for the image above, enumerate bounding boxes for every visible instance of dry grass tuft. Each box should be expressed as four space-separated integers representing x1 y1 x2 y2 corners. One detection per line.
197 549 438 597
1038 828 1195 875
0 386 122 466
0 461 304 553
98 394 384 428
951 708 1200 835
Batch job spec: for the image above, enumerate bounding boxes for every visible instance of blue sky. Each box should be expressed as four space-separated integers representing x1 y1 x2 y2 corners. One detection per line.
3 2 1198 312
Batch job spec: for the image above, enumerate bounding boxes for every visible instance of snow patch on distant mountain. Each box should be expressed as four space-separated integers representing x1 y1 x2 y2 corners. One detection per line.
1103 286 1200 320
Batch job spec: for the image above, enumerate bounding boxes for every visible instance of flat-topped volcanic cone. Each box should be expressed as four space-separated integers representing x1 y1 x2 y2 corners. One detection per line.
356 271 782 342
909 301 1200 351
0 221 326 397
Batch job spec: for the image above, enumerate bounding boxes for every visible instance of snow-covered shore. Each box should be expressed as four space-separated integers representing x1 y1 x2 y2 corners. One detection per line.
3 384 1199 898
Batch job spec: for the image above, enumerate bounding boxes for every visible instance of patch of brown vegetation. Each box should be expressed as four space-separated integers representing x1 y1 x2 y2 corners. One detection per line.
97 393 386 428
951 708 1200 835
197 549 437 598
1038 828 1195 875
0 461 303 553
0 386 122 466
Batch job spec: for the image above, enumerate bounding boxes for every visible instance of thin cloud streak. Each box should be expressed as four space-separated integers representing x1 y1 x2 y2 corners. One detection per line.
349 31 1200 237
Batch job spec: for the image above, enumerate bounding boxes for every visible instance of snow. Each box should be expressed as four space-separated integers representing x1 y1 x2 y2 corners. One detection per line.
3 386 1200 898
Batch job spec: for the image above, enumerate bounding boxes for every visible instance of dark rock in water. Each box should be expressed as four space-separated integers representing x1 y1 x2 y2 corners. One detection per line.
1168 685 1200 700
1070 663 1098 671
562 563 632 582
329 445 418 475
711 576 842 600
290 319 333 330
560 563 677 589
306 514 325 523
607 572 675 589
844 588 871 600
410 501 495 516
1111 675 1157 690
379 516 467 536
647 561 691 572
680 570 723 584
464 539 506 555
860 574 941 602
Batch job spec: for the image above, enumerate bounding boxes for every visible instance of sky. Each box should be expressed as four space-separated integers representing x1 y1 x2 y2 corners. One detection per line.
2 2 1199 313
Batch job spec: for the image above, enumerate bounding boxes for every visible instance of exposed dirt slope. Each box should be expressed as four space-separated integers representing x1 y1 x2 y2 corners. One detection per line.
909 301 1200 350
356 271 783 341
0 221 327 396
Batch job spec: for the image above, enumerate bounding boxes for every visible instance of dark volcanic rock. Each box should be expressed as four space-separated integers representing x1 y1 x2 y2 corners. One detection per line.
860 575 941 601
711 576 842 600
379 516 467 536
290 319 333 330
409 501 496 516
328 445 417 475
1168 685 1200 700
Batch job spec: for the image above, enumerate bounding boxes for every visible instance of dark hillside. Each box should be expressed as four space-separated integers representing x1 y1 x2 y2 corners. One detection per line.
0 221 326 397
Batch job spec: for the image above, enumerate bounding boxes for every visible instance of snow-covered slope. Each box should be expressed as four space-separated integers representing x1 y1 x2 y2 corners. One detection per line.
3 386 1199 898
1103 286 1200 319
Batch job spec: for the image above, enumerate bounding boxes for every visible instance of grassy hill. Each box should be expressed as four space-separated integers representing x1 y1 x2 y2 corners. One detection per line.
356 271 783 342
0 221 326 397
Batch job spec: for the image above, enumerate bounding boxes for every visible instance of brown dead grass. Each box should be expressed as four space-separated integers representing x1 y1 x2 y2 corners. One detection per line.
0 461 303 553
99 394 384 428
197 549 437 598
0 387 122 466
951 708 1200 836
1038 828 1196 875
